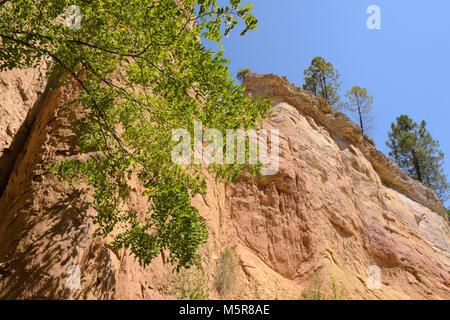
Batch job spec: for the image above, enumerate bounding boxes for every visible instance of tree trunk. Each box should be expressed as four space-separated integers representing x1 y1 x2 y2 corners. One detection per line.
356 94 364 136
411 149 423 182
319 76 328 104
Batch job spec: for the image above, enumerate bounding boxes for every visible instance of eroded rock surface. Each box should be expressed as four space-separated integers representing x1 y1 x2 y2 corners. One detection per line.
0 71 448 299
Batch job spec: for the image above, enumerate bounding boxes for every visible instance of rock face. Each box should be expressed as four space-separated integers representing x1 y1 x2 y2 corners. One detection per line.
0 70 449 299
0 63 48 196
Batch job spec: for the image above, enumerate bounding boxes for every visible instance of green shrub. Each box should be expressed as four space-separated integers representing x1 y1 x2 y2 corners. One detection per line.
302 275 324 300
301 274 324 300
301 273 346 300
364 133 375 146
237 68 252 82
330 274 346 300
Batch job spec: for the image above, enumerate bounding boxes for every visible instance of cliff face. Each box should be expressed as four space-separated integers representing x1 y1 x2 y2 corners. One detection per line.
0 63 47 196
0 70 449 300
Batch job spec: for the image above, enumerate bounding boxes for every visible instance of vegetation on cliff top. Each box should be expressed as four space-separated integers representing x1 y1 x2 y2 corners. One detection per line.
237 68 252 83
386 115 449 202
302 57 448 205
302 56 341 107
341 86 375 137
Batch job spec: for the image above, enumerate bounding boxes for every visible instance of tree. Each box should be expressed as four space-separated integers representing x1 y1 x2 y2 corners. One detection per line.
386 115 449 202
0 0 271 270
303 56 341 107
342 86 374 136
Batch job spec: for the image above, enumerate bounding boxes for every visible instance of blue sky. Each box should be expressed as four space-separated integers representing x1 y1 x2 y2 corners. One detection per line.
204 0 450 207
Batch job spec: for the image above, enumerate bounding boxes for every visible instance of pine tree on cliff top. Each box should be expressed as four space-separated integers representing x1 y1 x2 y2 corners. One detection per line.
303 56 341 107
386 115 449 202
0 0 271 270
341 86 375 137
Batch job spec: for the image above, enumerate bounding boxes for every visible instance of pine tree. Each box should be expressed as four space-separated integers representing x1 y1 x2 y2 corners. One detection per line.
386 115 449 202
342 86 374 137
303 56 341 107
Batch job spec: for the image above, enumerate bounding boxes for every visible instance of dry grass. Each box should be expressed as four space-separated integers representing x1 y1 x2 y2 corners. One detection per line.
175 266 209 300
301 272 346 300
214 247 238 296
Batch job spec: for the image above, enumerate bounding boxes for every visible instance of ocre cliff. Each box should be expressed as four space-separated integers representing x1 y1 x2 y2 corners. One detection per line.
0 70 449 299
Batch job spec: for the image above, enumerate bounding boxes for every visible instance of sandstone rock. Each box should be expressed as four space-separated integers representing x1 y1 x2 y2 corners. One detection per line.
0 71 448 300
